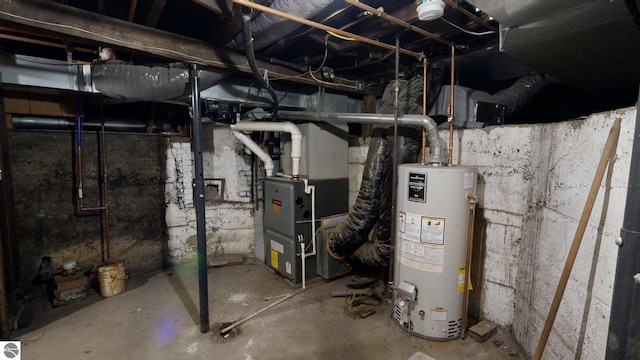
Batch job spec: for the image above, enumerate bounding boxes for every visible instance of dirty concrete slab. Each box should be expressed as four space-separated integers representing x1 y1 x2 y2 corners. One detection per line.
16 263 524 360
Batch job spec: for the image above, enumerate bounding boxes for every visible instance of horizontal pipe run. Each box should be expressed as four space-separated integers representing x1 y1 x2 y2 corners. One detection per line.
232 131 275 177
277 110 445 158
232 0 421 58
344 0 454 46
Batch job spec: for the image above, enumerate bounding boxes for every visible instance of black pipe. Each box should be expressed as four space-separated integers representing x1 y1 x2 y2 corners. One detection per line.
190 64 209 334
605 86 640 359
241 10 279 118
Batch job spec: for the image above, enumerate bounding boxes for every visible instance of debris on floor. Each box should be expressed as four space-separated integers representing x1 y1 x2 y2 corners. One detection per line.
209 254 244 267
469 320 498 343
332 275 385 319
407 351 437 360
53 272 89 306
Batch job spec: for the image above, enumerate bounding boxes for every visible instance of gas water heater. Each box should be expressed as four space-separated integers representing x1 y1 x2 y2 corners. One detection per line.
393 164 477 340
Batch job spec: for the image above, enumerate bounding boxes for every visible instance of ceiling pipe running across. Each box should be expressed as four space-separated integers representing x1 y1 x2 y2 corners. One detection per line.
277 110 446 163
231 0 422 58
344 0 455 46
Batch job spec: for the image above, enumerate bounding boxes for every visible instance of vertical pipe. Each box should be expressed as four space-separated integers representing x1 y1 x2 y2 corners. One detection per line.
461 193 476 338
448 45 455 166
605 89 640 360
76 96 109 263
0 232 7 338
388 34 400 287
421 57 427 165
99 104 110 262
190 64 210 334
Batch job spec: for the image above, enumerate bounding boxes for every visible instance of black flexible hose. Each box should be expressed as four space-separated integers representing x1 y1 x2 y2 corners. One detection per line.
241 11 279 118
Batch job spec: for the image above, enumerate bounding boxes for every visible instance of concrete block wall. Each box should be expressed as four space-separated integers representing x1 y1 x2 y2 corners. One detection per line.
164 126 255 265
452 107 633 359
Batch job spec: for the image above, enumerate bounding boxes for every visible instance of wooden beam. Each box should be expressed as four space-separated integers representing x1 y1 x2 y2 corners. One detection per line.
0 0 356 92
193 0 233 16
144 0 167 27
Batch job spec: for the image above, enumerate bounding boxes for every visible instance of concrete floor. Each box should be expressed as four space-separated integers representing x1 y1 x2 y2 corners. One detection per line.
14 261 524 360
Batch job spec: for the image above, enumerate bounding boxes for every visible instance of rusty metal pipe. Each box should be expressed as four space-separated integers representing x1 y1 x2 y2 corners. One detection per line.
76 96 110 263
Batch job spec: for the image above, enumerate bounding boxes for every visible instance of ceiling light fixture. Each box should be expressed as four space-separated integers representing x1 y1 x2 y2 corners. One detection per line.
417 0 445 21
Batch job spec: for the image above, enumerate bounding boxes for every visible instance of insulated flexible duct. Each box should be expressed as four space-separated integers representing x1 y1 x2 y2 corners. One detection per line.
228 0 333 51
470 73 554 118
91 60 227 101
326 127 389 259
346 127 421 271
327 78 423 269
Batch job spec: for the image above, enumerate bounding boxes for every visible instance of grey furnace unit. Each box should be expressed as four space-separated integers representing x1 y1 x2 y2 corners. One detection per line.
263 177 348 284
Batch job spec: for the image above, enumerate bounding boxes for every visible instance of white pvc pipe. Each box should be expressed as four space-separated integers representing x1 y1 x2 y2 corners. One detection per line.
232 131 275 177
230 121 302 177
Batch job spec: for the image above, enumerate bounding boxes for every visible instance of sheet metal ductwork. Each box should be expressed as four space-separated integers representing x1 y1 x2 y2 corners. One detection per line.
91 60 227 101
228 0 333 51
430 74 553 127
467 0 640 90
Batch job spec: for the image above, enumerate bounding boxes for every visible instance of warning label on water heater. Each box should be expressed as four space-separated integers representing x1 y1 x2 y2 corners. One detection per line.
421 217 445 245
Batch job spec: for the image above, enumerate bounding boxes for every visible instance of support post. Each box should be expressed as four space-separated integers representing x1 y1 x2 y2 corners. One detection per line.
190 64 209 334
605 88 640 359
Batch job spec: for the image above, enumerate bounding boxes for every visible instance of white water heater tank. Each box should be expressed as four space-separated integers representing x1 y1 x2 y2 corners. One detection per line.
393 164 477 340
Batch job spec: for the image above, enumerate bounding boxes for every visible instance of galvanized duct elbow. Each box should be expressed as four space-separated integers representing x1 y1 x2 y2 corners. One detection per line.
91 60 227 101
470 73 555 118
228 0 333 51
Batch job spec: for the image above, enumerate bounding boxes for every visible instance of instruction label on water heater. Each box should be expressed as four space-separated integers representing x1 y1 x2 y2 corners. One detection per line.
398 211 445 272
421 216 445 245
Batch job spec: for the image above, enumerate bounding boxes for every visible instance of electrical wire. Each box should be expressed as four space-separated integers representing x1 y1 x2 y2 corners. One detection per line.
441 17 496 36
327 30 356 41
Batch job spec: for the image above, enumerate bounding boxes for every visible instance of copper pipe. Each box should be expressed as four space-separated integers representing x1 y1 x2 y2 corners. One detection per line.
420 57 427 165
76 99 110 263
0 33 95 54
448 45 455 166
128 0 138 22
344 0 455 46
461 193 476 338
443 0 497 32
100 104 111 262
232 0 421 58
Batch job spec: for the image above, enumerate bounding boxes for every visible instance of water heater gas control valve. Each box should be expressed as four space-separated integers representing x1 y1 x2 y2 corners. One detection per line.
397 281 417 302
